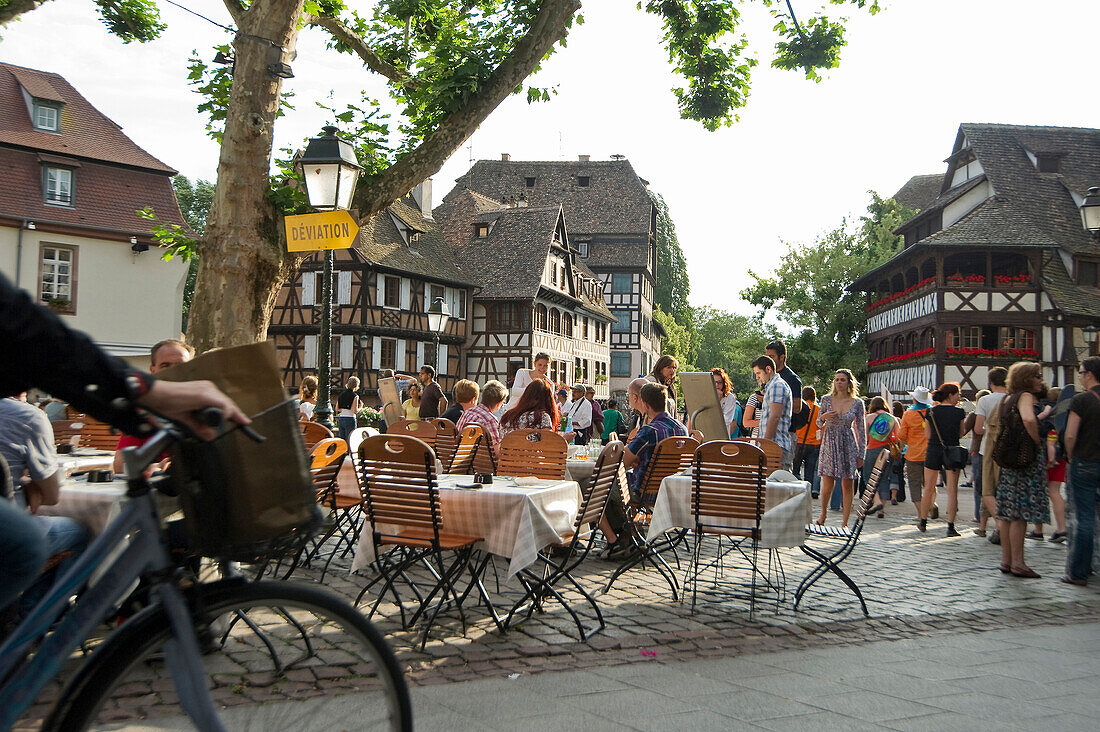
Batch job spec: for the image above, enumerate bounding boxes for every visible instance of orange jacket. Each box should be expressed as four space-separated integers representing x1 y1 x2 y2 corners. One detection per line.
898 407 929 462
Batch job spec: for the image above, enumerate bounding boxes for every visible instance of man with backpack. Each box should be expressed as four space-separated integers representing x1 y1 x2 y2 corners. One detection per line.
794 386 821 496
766 340 810 435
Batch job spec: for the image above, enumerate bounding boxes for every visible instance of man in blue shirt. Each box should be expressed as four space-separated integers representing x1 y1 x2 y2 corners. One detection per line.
624 383 688 499
753 355 794 471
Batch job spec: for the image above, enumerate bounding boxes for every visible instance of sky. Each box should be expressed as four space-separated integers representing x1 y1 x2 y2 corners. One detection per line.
3 1 1099 316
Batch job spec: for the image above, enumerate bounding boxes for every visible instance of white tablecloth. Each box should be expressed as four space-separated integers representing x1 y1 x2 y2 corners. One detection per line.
565 457 596 488
59 450 115 474
38 475 178 536
352 473 581 578
648 472 811 548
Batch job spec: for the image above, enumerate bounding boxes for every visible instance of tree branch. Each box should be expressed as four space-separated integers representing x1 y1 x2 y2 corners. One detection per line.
305 12 420 90
220 0 246 27
0 0 51 27
355 0 580 217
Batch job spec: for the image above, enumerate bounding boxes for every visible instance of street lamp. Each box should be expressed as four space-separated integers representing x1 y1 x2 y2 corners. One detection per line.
1081 187 1100 236
426 296 451 372
1084 324 1099 357
295 126 361 430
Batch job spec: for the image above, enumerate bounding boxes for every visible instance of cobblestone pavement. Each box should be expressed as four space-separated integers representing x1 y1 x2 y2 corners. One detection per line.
16 498 1100 728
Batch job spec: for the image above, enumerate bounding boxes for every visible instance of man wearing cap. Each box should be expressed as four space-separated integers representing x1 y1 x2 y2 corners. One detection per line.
898 387 937 518
974 367 1007 540
562 384 593 445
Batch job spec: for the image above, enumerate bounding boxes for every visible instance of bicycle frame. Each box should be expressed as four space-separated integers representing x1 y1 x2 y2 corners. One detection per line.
0 427 227 731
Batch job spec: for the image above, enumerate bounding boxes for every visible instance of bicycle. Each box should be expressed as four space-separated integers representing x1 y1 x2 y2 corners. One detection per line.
0 408 412 731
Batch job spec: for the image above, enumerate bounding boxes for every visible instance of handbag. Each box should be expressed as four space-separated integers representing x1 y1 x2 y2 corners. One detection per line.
928 405 968 471
992 394 1038 470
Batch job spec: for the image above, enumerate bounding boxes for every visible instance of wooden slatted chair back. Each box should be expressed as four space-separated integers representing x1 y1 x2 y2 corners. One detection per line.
346 427 376 457
448 425 484 474
690 429 705 443
357 435 440 531
497 429 567 479
636 436 700 505
310 438 348 469
577 442 625 528
385 418 437 448
737 437 782 473
300 420 334 451
309 441 346 502
854 450 889 523
79 418 119 450
52 421 84 449
692 441 767 534
430 419 459 471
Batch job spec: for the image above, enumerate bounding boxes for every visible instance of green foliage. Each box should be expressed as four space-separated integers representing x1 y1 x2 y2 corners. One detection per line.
92 0 164 42
187 46 296 145
644 0 879 127
740 191 915 387
692 306 772 396
650 190 692 325
653 305 697 372
172 175 215 234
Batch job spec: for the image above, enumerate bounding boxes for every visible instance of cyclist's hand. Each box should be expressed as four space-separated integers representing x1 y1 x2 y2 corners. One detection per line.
138 380 250 440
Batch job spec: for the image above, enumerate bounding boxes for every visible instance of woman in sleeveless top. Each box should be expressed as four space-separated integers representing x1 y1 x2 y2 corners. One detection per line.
816 369 866 528
505 352 551 412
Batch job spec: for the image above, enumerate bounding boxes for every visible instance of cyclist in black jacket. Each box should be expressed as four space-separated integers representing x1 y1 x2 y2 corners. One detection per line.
0 271 246 608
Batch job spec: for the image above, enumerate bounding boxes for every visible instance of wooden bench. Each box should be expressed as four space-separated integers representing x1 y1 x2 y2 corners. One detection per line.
793 450 886 617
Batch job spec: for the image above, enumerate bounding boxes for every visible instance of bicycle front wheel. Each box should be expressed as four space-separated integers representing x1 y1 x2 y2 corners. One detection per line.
46 580 412 732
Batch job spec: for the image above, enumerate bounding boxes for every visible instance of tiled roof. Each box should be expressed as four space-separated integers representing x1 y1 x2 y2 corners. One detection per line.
0 146 185 232
355 195 476 287
918 197 1060 248
1040 250 1100 318
891 174 944 212
443 159 653 237
583 241 650 269
0 62 175 173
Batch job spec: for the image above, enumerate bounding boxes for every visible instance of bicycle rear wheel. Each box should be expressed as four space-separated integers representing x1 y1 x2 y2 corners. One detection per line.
45 580 412 731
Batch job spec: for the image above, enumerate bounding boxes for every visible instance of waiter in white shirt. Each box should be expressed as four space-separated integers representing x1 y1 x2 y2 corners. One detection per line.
563 383 593 445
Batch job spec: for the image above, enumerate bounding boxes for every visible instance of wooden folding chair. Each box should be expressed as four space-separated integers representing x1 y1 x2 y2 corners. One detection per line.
51 420 84 449
429 418 459 471
77 417 118 450
794 449 886 616
505 442 624 640
353 434 495 649
385 418 438 448
448 425 489 474
603 435 699 599
497 429 568 479
737 436 783 473
299 420 334 451
688 441 767 617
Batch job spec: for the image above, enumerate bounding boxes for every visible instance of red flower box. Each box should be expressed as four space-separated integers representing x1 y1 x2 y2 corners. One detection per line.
865 277 936 313
947 273 985 284
945 347 1039 359
992 273 1031 285
868 347 935 368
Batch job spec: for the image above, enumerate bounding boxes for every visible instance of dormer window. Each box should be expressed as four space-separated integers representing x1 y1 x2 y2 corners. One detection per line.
1036 154 1062 173
578 240 589 257
409 232 420 245
577 176 590 187
44 166 73 206
525 177 536 187
475 223 489 238
33 101 60 132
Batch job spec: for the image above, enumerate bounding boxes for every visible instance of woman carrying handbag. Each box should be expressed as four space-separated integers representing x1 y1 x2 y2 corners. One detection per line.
992 361 1048 578
918 383 968 536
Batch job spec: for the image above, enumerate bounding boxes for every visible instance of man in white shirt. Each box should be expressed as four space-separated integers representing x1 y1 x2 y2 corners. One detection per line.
562 384 593 445
973 366 1008 539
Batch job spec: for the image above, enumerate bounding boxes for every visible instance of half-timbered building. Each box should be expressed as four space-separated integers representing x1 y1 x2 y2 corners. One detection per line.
434 192 614 398
852 123 1100 398
440 155 662 400
269 184 476 398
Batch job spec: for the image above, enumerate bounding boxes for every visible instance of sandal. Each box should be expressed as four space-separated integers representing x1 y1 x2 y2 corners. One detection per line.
1010 566 1041 579
1049 532 1067 544
1025 531 1044 541
1060 576 1087 586
998 563 1010 574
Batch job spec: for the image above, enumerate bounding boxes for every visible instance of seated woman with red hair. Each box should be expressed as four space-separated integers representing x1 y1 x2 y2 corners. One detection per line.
500 379 561 436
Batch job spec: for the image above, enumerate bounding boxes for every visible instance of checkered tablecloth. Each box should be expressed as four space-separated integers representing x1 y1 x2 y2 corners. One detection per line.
352 473 581 578
648 471 811 548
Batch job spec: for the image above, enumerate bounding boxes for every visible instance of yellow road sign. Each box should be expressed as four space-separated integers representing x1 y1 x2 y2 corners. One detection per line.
284 210 360 252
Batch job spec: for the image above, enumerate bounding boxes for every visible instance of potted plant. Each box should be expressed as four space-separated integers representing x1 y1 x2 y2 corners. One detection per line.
356 406 383 428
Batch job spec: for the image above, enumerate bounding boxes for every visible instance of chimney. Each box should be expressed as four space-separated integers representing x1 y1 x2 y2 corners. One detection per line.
410 179 433 219
578 154 590 162
501 153 511 161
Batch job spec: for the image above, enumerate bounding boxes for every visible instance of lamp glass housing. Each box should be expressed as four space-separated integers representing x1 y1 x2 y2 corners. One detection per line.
427 296 451 334
1084 324 1099 346
1082 187 1100 233
296 126 361 211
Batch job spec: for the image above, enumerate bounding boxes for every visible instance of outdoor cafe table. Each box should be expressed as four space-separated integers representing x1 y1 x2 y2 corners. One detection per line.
38 474 179 536
648 470 812 548
59 449 115 475
351 473 581 579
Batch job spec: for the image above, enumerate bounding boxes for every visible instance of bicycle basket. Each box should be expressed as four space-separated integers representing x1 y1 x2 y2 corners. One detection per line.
161 342 322 562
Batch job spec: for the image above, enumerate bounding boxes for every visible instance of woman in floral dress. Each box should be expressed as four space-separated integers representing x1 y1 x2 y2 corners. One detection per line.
816 369 867 527
995 361 1048 578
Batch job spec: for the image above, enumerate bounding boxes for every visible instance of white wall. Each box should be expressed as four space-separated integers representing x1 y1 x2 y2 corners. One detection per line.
0 224 187 355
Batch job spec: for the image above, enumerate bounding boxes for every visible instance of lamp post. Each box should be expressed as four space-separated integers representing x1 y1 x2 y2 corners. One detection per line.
426 296 451 372
1081 187 1100 237
295 126 361 430
1084 324 1099 357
